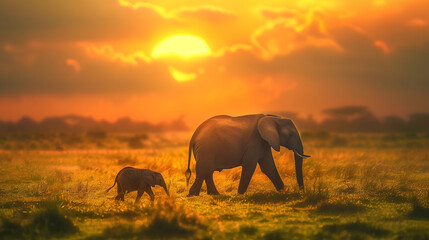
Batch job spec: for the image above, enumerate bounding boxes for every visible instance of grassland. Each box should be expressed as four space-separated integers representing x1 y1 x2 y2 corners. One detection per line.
1 132 429 239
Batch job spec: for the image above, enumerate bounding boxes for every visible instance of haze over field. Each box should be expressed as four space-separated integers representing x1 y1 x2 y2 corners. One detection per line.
1 0 428 124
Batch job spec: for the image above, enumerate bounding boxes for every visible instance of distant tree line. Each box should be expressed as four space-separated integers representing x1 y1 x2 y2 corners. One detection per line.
268 106 429 133
0 115 189 134
0 106 428 134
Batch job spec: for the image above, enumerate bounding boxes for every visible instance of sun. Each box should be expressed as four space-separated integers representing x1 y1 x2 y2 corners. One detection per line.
152 35 212 58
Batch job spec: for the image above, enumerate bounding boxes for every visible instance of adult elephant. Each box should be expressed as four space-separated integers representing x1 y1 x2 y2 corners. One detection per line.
185 114 310 196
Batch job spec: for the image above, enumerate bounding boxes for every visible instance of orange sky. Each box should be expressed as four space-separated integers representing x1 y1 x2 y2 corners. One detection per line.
0 0 428 126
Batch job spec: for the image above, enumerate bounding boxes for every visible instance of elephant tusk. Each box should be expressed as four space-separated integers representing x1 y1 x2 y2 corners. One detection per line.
293 149 311 158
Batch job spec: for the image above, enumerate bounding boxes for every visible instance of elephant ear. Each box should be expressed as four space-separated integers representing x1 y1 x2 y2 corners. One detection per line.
143 171 156 187
257 116 280 152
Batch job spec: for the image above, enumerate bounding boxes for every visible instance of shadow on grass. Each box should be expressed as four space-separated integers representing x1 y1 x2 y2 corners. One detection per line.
396 227 429 240
243 191 301 204
314 221 390 240
210 190 301 204
239 224 258 235
87 224 135 240
408 197 429 220
0 198 81 213
376 187 409 203
65 203 149 220
262 229 303 240
0 218 23 239
263 229 285 240
1 199 147 220
1 200 41 209
315 201 365 215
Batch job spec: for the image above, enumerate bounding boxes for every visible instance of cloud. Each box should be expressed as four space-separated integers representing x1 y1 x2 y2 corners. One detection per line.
0 0 167 42
176 6 236 22
80 43 152 65
65 59 81 72
0 43 173 94
258 7 299 20
118 0 236 22
251 10 340 59
329 26 379 54
213 43 254 57
351 0 429 48
199 20 429 115
118 0 166 15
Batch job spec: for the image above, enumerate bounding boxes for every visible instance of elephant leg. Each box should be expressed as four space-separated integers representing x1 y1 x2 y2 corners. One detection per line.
116 184 125 201
259 154 284 191
238 160 258 194
206 173 219 195
145 187 155 201
188 156 213 196
115 194 125 201
188 177 204 196
135 185 145 203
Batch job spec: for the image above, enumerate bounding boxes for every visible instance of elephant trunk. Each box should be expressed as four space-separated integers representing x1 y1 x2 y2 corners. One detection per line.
294 138 305 191
161 181 170 196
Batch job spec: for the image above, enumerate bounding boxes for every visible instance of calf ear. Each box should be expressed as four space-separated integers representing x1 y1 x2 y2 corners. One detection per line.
257 116 280 152
143 172 156 187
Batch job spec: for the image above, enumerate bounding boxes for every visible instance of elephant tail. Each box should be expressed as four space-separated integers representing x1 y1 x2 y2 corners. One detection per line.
105 180 116 193
185 140 193 186
105 167 128 193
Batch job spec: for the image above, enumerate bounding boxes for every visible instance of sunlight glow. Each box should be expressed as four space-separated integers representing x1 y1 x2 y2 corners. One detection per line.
152 35 212 58
169 67 197 82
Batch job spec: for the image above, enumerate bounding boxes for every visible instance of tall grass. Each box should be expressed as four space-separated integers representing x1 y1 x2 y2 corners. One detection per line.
297 181 329 206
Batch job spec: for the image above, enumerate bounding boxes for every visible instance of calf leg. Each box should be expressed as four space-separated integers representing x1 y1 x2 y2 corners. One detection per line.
145 187 155 201
135 185 145 203
115 184 125 201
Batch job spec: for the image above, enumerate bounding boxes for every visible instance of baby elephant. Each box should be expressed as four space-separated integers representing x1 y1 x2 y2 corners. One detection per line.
106 167 169 203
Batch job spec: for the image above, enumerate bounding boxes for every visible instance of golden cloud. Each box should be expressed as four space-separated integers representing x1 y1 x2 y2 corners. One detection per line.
118 0 235 22
257 7 299 20
213 43 254 57
80 43 152 65
251 11 340 59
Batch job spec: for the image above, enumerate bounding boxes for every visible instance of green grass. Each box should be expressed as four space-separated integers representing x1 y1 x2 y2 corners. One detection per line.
0 132 429 239
0 200 78 239
86 200 206 239
315 200 365 214
314 221 391 240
